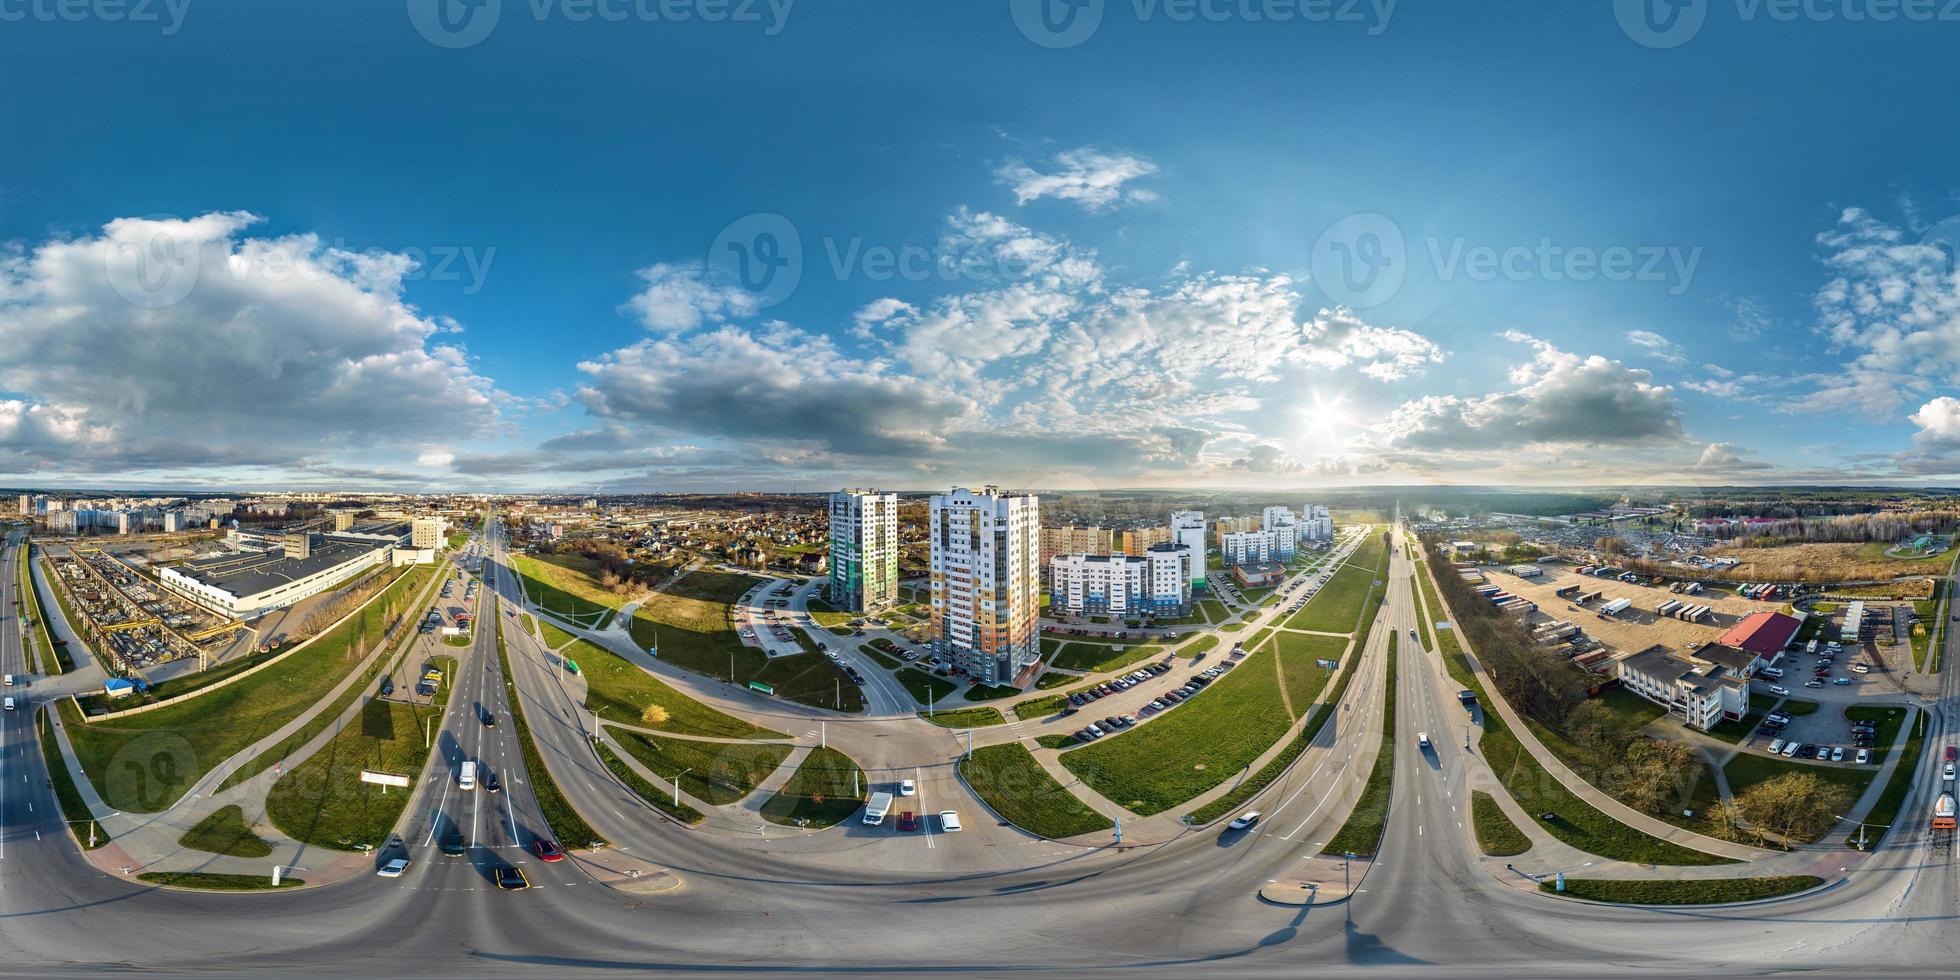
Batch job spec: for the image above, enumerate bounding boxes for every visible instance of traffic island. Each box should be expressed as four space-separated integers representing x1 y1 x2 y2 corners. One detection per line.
575 850 684 895
1256 853 1371 906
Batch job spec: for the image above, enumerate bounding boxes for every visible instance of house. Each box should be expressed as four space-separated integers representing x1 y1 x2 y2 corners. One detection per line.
1615 645 1748 732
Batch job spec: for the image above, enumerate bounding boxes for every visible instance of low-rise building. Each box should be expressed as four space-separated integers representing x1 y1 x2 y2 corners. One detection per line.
1616 644 1750 732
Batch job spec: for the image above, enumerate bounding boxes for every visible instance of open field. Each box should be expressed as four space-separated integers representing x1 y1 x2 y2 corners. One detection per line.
627 570 862 712
1060 644 1292 815
961 743 1113 839
760 747 865 828
68 565 438 812
1711 540 1948 583
511 552 630 624
1274 632 1344 718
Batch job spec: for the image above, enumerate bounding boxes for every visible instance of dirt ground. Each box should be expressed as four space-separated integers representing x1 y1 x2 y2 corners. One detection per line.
1478 567 1788 657
1706 541 1951 584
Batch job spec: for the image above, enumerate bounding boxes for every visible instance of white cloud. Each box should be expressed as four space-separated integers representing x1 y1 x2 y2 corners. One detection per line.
1625 329 1686 365
996 148 1159 212
1798 207 1960 419
1910 396 1960 446
622 261 759 333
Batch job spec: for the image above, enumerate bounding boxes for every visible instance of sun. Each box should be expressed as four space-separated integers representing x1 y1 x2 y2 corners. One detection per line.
1298 392 1354 448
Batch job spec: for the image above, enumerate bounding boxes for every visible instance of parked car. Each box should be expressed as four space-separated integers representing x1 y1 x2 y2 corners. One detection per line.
1856 748 1872 764
899 778 916 797
1768 685 1791 696
1830 747 1845 762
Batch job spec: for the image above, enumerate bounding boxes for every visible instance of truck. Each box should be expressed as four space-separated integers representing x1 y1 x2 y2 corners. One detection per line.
459 761 478 791
1934 793 1956 832
862 791 895 826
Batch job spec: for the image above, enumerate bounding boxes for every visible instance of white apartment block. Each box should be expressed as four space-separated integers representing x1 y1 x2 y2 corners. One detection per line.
1170 510 1207 587
411 516 447 550
929 486 1041 686
1221 529 1274 566
1300 504 1333 542
1261 506 1299 561
1048 546 1190 618
828 489 899 612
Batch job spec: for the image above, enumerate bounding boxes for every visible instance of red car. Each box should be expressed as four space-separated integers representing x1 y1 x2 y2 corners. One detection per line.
532 839 564 863
896 811 918 832
1946 746 1958 764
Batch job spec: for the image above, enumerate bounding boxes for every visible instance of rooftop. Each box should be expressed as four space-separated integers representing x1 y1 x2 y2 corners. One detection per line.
1716 611 1804 657
172 539 380 599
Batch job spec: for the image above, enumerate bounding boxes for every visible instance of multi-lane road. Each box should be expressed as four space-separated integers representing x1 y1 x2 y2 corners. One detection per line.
0 521 1957 977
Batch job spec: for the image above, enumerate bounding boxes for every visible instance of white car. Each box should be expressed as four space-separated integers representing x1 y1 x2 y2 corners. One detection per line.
1856 748 1871 764
1768 685 1791 696
1830 747 1844 762
1227 811 1261 830
898 779 916 797
938 810 962 832
1416 732 1431 749
1945 763 1957 783
376 857 411 878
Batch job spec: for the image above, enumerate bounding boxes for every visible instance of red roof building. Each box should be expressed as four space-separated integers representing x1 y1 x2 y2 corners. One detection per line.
1715 611 1803 660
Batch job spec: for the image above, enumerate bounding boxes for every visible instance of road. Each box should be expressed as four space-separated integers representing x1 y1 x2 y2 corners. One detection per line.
0 521 1957 977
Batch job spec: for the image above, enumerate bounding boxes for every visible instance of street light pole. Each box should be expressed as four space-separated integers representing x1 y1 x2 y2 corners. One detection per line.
674 766 693 808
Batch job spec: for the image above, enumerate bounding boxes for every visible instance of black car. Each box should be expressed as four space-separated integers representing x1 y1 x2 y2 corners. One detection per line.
440 833 466 856
482 710 497 728
485 770 501 794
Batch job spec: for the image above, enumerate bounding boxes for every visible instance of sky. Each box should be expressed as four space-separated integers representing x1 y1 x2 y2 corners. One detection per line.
2 0 1960 494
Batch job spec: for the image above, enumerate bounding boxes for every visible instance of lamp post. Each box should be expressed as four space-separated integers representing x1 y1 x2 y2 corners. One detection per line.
673 767 693 808
1837 814 1891 852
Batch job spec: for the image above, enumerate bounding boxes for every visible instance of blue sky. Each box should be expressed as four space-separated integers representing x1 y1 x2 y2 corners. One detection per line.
2 0 1958 492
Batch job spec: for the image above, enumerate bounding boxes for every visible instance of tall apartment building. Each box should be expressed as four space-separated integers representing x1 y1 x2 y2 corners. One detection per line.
1261 506 1299 561
1118 526 1173 555
929 486 1041 686
1039 525 1114 567
1215 515 1259 546
1301 504 1334 542
1170 510 1207 588
828 489 899 612
1221 529 1273 566
1048 544 1190 618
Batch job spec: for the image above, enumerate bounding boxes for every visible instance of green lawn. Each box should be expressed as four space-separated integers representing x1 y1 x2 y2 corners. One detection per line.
964 683 1019 702
627 571 862 712
1274 632 1344 719
961 743 1113 839
265 697 436 849
597 742 704 824
1196 599 1230 624
495 611 607 849
609 729 791 806
1849 711 1926 850
70 565 438 812
1721 752 1876 843
41 708 106 849
138 872 303 891
538 619 578 650
1846 703 1910 749
898 669 958 705
1049 641 1163 673
1705 693 1778 744
1472 790 1530 856
574 638 782 739
760 747 866 828
1180 634 1220 656
18 547 62 674
917 706 1008 728
511 552 628 625
179 804 273 858
1322 637 1396 857
858 643 905 670
1060 643 1293 815
1285 553 1380 633
1546 876 1822 905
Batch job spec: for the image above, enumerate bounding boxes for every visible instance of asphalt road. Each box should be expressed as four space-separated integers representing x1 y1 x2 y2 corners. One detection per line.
1 523 1958 977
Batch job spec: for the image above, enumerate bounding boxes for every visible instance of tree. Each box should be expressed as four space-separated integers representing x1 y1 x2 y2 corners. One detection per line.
1618 739 1702 816
640 703 670 727
1733 772 1852 846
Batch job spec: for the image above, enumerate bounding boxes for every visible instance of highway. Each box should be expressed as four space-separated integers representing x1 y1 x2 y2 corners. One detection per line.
0 522 1957 977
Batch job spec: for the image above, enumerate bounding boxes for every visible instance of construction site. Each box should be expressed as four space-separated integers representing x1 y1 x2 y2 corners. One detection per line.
45 546 250 676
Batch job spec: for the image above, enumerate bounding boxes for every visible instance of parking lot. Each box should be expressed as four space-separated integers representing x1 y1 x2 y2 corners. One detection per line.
1748 697 1896 768
1481 566 1786 655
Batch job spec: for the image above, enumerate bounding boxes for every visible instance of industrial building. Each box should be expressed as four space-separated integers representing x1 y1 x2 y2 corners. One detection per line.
827 489 899 612
1715 610 1804 659
1048 545 1190 618
929 486 1041 686
159 537 392 620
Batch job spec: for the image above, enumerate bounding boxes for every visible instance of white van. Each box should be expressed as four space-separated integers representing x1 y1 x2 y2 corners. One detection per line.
1759 666 1784 679
2 697 13 711
3 674 12 687
862 791 894 825
459 760 478 791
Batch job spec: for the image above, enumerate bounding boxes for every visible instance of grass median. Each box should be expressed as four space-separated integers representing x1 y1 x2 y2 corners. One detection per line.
917 706 1007 728
497 609 607 849
40 708 105 849
1847 711 1926 850
1322 636 1397 857
609 729 790 806
138 872 304 891
1543 875 1822 905
573 637 782 739
1472 790 1530 856
265 697 437 849
598 741 703 824
760 746 866 828
179 804 273 858
961 742 1113 839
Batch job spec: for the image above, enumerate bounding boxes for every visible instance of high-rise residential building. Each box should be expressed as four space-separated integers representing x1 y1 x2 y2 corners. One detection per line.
1118 526 1173 555
828 489 899 612
1215 515 1258 546
1039 525 1114 567
1048 545 1190 618
1301 504 1334 542
1261 506 1299 561
411 516 446 549
929 486 1041 686
1170 510 1207 589
1221 529 1273 566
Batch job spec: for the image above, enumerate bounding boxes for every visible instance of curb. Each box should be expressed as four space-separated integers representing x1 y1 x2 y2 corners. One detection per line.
1523 873 1844 910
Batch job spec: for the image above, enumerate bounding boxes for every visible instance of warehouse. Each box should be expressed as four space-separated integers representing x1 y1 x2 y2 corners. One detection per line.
1715 610 1804 661
160 538 390 620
